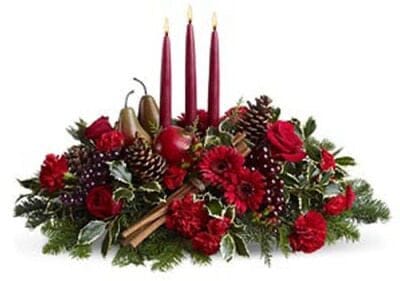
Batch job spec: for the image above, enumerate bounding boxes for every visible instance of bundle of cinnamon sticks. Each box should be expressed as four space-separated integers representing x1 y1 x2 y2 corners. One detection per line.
121 132 250 248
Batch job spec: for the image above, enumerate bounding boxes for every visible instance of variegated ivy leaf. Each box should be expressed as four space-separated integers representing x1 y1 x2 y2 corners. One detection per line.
107 161 133 187
77 220 107 245
324 183 342 198
113 187 135 201
232 233 250 257
220 234 236 262
139 181 163 193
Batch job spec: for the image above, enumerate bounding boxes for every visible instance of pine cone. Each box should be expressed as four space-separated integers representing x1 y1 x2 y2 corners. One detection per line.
64 145 92 176
237 95 274 145
124 137 167 184
246 141 285 225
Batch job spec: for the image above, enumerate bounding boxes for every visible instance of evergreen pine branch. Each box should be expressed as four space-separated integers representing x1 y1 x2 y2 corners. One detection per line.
41 219 79 255
69 244 92 259
189 250 212 266
350 179 390 224
149 238 185 271
112 246 145 267
67 119 91 145
326 216 360 244
15 195 50 228
351 199 390 224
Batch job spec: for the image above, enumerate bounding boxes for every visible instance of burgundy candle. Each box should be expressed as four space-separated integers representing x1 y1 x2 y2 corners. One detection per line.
185 6 197 125
208 13 220 127
160 18 172 128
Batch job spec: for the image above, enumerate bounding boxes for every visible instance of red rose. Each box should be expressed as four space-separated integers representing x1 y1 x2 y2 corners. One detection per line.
289 211 327 253
266 121 306 162
207 217 231 237
177 109 209 135
320 149 336 171
192 231 221 256
324 195 347 216
39 154 68 192
85 186 122 220
95 130 125 152
324 185 356 216
165 194 209 238
345 186 356 209
163 165 187 191
85 116 113 141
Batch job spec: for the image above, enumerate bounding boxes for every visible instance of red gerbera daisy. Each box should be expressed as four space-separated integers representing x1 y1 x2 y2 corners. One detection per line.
223 168 266 214
198 145 245 186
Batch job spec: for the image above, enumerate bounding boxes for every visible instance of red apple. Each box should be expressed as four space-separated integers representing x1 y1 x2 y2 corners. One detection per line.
154 125 193 164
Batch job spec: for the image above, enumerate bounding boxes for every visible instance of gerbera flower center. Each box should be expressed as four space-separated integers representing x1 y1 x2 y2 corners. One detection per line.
237 181 255 199
211 159 231 174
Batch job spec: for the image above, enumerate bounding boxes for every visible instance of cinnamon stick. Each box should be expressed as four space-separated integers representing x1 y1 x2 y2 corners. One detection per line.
122 184 194 239
129 216 167 248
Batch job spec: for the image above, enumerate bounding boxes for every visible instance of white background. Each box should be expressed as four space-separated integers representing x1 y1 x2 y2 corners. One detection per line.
1 0 399 279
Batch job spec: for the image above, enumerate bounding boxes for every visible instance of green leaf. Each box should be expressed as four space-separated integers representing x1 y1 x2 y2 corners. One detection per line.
108 161 133 186
305 141 321 161
335 156 356 166
206 199 224 217
67 119 91 145
280 173 300 187
324 183 342 197
139 181 163 193
113 187 135 201
17 178 40 192
320 139 336 151
303 117 317 138
77 220 106 245
101 230 113 257
220 234 236 262
232 234 250 257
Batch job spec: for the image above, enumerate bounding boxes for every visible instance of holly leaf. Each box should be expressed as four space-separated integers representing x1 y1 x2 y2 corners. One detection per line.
113 187 135 201
335 156 356 166
77 221 107 245
206 199 224 218
232 234 249 257
303 117 316 138
108 161 133 186
220 234 236 262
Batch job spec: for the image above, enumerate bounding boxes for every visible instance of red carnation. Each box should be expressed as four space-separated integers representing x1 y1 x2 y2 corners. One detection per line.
95 130 125 152
289 211 327 253
163 165 187 191
192 231 221 256
165 194 209 238
207 217 231 237
324 185 356 216
39 154 68 192
320 149 336 171
266 121 306 162
85 186 122 220
324 195 347 216
177 109 209 135
223 168 266 214
198 145 245 186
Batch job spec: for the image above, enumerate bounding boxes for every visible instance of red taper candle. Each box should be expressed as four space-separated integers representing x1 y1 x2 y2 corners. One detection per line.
208 13 220 127
185 6 197 125
160 18 172 128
